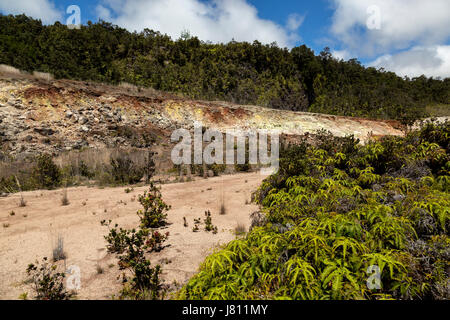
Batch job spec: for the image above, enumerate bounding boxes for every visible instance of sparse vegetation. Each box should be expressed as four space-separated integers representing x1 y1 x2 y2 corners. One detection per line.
101 182 171 299
204 210 218 234
103 224 165 300
0 149 151 195
192 218 201 233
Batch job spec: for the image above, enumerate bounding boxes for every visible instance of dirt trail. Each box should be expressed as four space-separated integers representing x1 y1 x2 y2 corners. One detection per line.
0 172 264 300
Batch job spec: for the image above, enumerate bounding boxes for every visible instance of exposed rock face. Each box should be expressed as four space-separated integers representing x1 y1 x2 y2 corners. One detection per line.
0 76 406 159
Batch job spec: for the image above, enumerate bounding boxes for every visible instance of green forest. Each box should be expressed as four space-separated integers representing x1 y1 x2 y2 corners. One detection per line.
0 14 449 122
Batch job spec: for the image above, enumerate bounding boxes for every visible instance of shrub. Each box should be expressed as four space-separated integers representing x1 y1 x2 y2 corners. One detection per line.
204 210 218 234
178 122 450 300
79 160 94 179
101 183 172 300
33 154 61 189
101 221 166 300
137 183 170 229
146 231 170 252
110 154 144 185
26 257 73 300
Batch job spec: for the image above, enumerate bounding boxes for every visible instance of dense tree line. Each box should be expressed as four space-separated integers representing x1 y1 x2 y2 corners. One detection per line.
0 14 448 121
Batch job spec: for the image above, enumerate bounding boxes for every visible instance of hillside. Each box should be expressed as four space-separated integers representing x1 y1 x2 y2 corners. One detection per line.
0 75 406 161
1 15 449 122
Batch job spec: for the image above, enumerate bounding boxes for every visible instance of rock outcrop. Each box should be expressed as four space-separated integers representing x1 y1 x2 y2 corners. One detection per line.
0 76 406 159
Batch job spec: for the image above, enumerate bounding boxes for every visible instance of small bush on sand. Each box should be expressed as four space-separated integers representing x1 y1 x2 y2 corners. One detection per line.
137 182 170 229
101 177 172 300
204 210 218 234
101 220 166 300
26 257 73 300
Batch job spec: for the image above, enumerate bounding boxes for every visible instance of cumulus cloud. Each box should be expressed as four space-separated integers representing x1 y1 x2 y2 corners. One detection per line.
286 13 305 32
369 46 450 79
330 0 450 57
331 49 352 61
0 0 62 24
96 0 300 47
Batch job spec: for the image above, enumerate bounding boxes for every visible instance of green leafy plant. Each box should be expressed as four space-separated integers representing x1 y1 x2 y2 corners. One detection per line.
204 210 218 234
26 257 73 300
137 182 170 229
178 122 450 300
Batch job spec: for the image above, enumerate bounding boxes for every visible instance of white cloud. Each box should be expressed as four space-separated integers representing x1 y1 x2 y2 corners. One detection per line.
330 0 450 57
369 45 450 79
96 0 300 47
0 0 61 24
286 13 304 32
332 49 351 61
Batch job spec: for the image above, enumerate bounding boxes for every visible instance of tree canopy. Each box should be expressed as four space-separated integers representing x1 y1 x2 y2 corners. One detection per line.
1 14 448 121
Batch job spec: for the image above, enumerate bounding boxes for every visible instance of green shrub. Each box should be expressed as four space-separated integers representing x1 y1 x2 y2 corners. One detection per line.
26 257 73 300
110 154 144 185
33 154 61 189
137 182 170 229
178 122 450 300
101 183 172 299
204 210 218 234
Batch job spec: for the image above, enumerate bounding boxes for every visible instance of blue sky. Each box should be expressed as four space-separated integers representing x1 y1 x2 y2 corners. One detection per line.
1 0 449 78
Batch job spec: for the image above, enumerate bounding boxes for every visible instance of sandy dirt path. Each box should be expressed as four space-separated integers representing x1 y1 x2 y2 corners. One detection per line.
0 172 264 300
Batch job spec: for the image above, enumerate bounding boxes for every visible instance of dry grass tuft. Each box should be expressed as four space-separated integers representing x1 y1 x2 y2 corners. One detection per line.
52 235 66 262
61 189 70 206
219 202 227 215
234 223 247 236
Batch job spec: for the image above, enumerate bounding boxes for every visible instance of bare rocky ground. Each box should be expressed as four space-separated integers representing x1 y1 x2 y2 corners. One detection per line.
0 172 264 300
0 75 406 161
